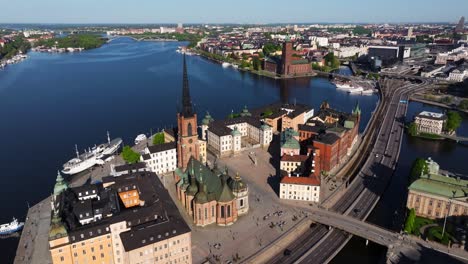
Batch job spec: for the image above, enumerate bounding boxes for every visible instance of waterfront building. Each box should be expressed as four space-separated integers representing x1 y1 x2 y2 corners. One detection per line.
280 175 320 202
174 157 249 227
302 102 360 174
263 41 313 76
203 108 273 158
407 158 468 222
177 55 200 169
48 171 192 264
140 142 177 174
414 111 447 135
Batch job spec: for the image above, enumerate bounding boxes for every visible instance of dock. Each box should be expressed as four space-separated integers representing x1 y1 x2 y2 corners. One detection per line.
14 197 52 264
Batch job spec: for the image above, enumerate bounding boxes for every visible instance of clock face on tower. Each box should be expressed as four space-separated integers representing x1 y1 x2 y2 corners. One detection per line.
189 139 193 143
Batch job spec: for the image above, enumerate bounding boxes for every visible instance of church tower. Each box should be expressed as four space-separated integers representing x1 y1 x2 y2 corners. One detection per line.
177 55 199 169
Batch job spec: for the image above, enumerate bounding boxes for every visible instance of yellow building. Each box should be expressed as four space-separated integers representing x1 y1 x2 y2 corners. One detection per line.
48 171 192 264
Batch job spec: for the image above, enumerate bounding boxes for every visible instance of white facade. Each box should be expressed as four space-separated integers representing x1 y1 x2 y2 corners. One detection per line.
309 36 328 47
448 69 468 82
414 111 446 135
279 180 320 202
207 121 273 157
334 45 368 58
141 144 177 174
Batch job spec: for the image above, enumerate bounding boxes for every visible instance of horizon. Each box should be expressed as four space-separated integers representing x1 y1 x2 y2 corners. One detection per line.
0 0 466 24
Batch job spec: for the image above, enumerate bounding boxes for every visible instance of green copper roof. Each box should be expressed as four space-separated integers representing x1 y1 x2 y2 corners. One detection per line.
202 111 214 125
53 171 68 196
352 101 361 116
240 106 252 117
409 174 468 200
231 127 241 136
217 178 235 203
281 128 300 149
49 212 67 240
195 184 209 204
344 120 355 129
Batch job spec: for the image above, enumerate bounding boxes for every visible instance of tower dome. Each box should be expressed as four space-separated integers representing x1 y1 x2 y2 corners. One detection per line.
229 172 247 193
53 171 68 196
202 111 214 125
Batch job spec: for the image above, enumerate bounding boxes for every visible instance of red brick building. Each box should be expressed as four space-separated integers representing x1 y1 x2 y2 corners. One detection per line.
263 41 312 76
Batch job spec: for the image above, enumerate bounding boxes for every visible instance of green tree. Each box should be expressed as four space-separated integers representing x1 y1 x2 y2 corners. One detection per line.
439 96 452 104
152 132 165 145
408 122 418 136
240 60 250 69
445 111 462 132
252 57 261 71
262 108 274 117
324 52 340 69
410 158 428 183
121 145 140 164
404 208 416 233
459 99 468 110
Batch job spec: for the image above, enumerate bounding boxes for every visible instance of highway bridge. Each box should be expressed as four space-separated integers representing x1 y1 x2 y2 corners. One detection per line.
262 77 465 264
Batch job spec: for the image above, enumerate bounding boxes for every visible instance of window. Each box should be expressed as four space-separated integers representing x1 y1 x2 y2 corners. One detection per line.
205 208 208 219
227 205 231 217
60 256 64 262
240 199 244 207
188 123 193 136
198 208 201 220
212 206 215 217
221 205 225 218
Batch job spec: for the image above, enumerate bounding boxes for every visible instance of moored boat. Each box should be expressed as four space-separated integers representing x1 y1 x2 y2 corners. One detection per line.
0 218 24 235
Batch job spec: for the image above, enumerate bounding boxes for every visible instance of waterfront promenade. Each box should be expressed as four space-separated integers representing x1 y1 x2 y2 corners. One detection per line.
14 197 52 264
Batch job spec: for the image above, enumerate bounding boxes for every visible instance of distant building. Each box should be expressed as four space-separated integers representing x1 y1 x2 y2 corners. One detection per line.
263 41 313 76
48 171 192 264
407 158 468 222
414 111 447 135
140 142 177 174
368 45 409 65
448 67 468 82
455 16 465 33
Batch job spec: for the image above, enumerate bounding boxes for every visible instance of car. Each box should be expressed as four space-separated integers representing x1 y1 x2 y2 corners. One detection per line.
284 249 292 256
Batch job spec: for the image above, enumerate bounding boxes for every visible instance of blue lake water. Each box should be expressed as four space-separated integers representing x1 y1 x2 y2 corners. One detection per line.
0 37 385 262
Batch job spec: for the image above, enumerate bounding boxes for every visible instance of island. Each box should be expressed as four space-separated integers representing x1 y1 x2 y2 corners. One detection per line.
34 34 107 52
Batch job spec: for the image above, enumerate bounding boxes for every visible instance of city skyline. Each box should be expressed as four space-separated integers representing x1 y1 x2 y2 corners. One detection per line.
0 0 466 24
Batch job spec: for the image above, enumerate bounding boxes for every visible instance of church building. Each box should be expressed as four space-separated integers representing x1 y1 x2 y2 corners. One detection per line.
173 55 249 226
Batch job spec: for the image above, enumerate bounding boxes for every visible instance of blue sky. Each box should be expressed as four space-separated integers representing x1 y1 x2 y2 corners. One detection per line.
0 0 466 24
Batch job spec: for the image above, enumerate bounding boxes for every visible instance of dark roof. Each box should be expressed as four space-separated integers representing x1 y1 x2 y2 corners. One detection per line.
57 171 190 251
208 123 233 137
114 162 147 173
314 133 341 145
147 142 176 154
298 124 323 134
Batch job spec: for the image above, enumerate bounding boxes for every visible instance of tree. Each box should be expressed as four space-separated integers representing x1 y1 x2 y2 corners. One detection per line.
252 57 261 71
404 208 416 233
152 132 165 145
240 60 250 69
459 99 468 110
262 108 273 117
440 96 452 104
445 111 462 132
408 122 418 136
410 158 428 183
324 52 340 69
121 145 140 164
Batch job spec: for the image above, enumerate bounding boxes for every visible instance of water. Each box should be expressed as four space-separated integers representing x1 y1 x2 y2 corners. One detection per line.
333 102 468 263
0 38 379 262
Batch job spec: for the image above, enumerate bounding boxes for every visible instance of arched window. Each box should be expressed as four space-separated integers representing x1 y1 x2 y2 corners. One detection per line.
188 123 193 136
220 205 225 218
227 205 231 217
240 199 244 207
198 208 201 220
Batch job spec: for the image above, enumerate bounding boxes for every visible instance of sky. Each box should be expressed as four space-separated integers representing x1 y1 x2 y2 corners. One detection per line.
0 0 466 24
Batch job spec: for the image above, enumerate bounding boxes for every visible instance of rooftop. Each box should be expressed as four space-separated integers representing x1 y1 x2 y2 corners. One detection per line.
409 173 468 200
281 176 320 186
416 111 446 121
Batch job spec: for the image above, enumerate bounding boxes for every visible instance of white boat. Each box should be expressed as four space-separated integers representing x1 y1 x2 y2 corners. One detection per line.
222 62 231 68
62 132 122 175
347 87 364 94
135 134 147 145
0 218 24 235
335 82 353 89
361 89 376 95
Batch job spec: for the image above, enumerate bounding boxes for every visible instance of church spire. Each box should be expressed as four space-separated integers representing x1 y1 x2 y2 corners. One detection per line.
181 54 194 117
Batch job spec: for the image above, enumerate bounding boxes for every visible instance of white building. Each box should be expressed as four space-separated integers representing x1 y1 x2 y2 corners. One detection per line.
435 45 468 65
140 142 177 174
309 36 328 47
279 176 321 202
448 68 468 82
334 45 368 58
414 111 447 135
280 154 309 174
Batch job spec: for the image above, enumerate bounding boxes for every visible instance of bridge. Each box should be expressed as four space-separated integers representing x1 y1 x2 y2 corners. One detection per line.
263 77 465 264
304 208 468 263
106 35 179 43
438 134 468 142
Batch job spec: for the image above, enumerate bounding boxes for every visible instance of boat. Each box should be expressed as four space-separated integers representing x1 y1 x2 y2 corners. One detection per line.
347 87 364 94
222 62 231 68
135 134 147 145
333 80 353 89
62 132 122 175
361 89 376 95
0 218 24 235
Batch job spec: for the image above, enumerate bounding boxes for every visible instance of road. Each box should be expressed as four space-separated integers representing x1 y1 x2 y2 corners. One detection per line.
267 78 433 264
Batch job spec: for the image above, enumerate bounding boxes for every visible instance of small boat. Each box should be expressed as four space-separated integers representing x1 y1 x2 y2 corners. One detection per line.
361 89 376 95
0 218 24 235
135 134 147 145
347 87 364 94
